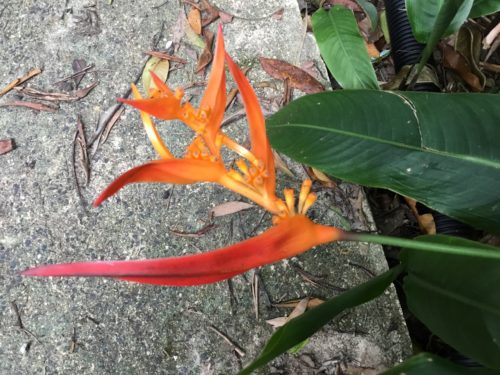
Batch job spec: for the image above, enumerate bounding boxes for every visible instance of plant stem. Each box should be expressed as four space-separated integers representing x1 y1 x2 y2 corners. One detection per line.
342 232 500 259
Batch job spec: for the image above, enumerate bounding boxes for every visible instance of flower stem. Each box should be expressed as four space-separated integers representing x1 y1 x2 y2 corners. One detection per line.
342 232 500 259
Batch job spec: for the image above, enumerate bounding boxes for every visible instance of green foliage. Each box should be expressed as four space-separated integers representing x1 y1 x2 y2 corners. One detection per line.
406 0 473 43
469 0 500 18
266 90 500 235
237 265 404 375
401 236 500 369
312 6 378 90
381 353 498 375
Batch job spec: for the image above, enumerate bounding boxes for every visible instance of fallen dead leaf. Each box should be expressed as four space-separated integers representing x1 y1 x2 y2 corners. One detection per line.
196 29 214 73
324 0 361 11
307 167 336 188
272 150 294 177
142 56 170 93
405 197 436 235
218 11 233 23
273 297 324 309
143 51 188 64
200 0 220 27
440 43 482 92
260 57 324 94
210 201 254 217
0 100 58 112
188 6 202 35
266 297 310 328
13 81 98 102
272 7 285 20
365 42 380 58
0 68 42 97
0 139 15 155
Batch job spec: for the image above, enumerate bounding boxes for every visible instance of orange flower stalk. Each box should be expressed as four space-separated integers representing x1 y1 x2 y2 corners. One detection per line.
21 26 344 286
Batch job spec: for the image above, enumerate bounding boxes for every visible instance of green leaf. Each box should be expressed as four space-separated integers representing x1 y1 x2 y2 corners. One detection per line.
470 0 500 18
406 0 474 43
312 6 379 90
401 236 500 369
237 265 404 375
382 353 498 374
413 0 474 80
266 90 500 235
355 0 378 31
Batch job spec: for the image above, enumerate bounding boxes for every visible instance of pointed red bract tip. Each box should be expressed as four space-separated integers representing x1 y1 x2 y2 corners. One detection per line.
20 216 342 286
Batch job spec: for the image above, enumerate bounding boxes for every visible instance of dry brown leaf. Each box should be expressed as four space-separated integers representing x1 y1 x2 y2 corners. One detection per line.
188 6 202 35
259 57 324 94
272 7 285 20
0 68 42 97
405 197 436 235
273 297 324 309
440 43 482 92
308 167 336 188
200 0 220 27
196 29 215 73
0 100 59 112
324 0 361 11
143 51 188 64
272 150 294 177
266 298 310 328
0 139 15 155
210 201 254 217
218 10 234 24
365 42 380 58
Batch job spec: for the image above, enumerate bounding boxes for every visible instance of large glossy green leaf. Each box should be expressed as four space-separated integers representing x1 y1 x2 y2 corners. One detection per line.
413 0 474 79
237 265 404 375
406 0 473 43
382 353 498 375
470 0 500 18
266 90 500 235
401 236 500 369
312 6 378 90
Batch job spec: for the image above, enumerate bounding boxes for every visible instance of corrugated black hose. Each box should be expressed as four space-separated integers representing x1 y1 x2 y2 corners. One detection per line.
384 0 481 367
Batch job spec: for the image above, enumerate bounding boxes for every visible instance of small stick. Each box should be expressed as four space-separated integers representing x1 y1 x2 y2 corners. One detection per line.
169 222 216 238
10 301 42 344
0 68 42 97
143 51 188 64
0 100 58 112
209 325 245 357
53 64 95 86
251 271 259 320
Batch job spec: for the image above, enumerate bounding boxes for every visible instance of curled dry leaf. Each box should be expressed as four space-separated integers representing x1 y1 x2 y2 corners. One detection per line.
259 57 324 94
0 139 15 155
272 7 285 20
307 167 336 188
188 6 202 35
440 43 482 92
266 297 310 328
200 0 220 27
196 29 215 73
13 82 98 102
0 100 58 112
272 150 294 177
209 201 255 217
483 22 500 50
218 10 233 24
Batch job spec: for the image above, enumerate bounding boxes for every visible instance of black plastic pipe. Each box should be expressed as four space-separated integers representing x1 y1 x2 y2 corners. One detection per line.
385 0 476 239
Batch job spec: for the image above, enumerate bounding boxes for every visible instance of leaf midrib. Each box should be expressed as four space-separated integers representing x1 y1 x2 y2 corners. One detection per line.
409 274 500 317
269 122 500 169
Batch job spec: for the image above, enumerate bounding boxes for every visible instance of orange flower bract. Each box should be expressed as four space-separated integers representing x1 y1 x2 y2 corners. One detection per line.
21 25 345 286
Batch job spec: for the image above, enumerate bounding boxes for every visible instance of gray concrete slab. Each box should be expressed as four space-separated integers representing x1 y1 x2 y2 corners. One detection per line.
0 0 411 374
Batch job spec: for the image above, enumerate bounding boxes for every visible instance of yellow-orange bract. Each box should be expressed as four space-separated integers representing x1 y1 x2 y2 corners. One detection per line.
21 25 343 286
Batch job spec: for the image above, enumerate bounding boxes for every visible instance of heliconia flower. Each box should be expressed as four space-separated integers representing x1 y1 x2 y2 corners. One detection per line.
20 25 345 286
